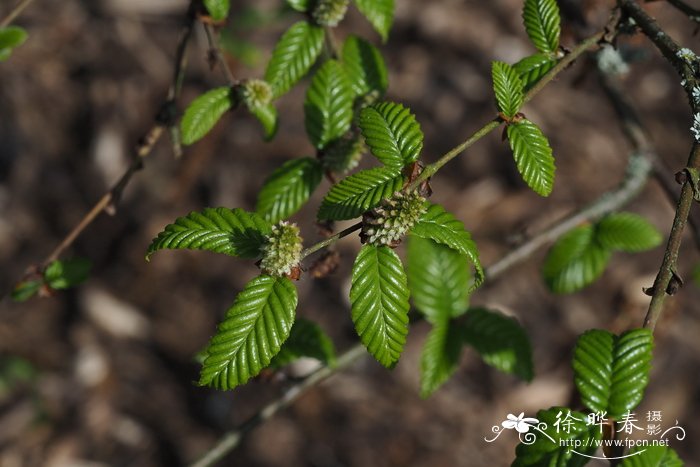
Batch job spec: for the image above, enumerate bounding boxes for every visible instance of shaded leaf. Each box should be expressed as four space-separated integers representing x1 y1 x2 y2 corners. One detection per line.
256 158 323 224
350 245 410 368
11 280 42 303
317 167 404 220
265 21 324 98
270 318 336 368
204 0 230 21
248 102 278 140
200 275 297 389
44 258 92 290
621 445 683 467
359 101 423 169
420 320 464 397
181 87 234 145
507 118 556 196
146 208 271 260
523 0 561 54
513 53 556 91
573 328 653 418
304 60 354 149
286 0 311 12
353 0 394 42
342 35 388 96
0 26 27 61
596 212 663 253
492 61 524 118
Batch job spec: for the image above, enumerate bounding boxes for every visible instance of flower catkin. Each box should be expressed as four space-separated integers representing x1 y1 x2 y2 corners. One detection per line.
260 222 302 277
312 0 349 27
361 191 427 247
241 79 273 110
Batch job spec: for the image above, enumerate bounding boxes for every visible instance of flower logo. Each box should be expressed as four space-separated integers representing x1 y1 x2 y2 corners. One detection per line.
502 412 539 433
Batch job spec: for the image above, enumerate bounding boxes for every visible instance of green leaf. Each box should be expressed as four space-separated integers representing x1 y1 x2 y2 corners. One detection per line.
181 87 234 145
409 203 483 289
522 0 561 54
200 275 297 389
44 258 92 290
513 53 556 91
317 167 404 220
0 26 27 61
513 407 601 467
622 445 683 467
304 60 354 149
146 208 271 260
359 101 423 169
407 236 470 324
256 157 323 224
492 61 524 118
350 245 410 368
265 21 324 98
11 280 42 302
286 0 310 12
204 0 230 21
507 118 556 196
342 35 388 96
353 0 395 42
542 224 611 293
463 308 533 381
595 213 663 253
573 328 653 419
420 320 464 398
270 318 336 368
248 102 278 140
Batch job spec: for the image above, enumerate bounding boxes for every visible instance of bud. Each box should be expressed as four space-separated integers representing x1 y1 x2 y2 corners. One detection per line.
240 79 273 110
260 222 303 277
312 0 349 27
361 191 427 247
321 136 364 174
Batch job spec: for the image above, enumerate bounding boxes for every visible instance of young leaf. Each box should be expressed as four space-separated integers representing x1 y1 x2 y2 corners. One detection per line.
359 101 423 169
350 245 410 368
513 53 556 91
353 0 395 42
420 320 464 398
0 26 28 61
522 0 561 54
146 208 271 260
11 280 42 302
256 158 323 224
199 275 297 389
181 87 234 145
204 0 230 21
462 308 533 381
265 21 324 98
621 445 683 467
573 328 653 419
409 203 483 288
317 167 405 220
342 35 388 97
407 236 470 324
506 118 556 196
491 61 524 119
304 60 354 149
44 258 92 290
542 224 610 294
595 212 663 253
248 102 278 140
513 407 601 466
286 0 310 12
270 318 336 368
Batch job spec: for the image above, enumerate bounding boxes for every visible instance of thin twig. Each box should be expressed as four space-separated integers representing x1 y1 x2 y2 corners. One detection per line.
203 23 237 86
300 222 362 260
664 0 700 24
0 0 35 28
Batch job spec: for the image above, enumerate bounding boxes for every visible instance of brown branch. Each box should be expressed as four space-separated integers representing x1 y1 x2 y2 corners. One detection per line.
0 0 35 28
664 0 700 24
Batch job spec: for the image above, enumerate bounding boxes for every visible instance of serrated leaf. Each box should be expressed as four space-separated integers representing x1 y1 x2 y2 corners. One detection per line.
513 53 557 91
463 308 533 381
492 61 524 118
304 60 354 149
542 224 611 293
359 101 423 169
507 118 556 196
270 318 336 368
0 26 27 61
513 407 600 467
204 0 229 21
420 320 464 398
248 102 278 140
595 213 663 253
265 21 324 98
407 236 470 324
11 280 42 302
573 328 653 419
621 445 683 467
256 158 323 223
353 0 394 42
409 203 483 289
181 87 234 145
523 0 561 54
317 167 404 220
44 258 92 290
200 275 297 389
350 245 410 368
146 208 271 260
342 35 388 96
286 0 310 12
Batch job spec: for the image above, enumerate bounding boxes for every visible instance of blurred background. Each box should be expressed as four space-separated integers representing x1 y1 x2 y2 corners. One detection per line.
1 0 700 465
